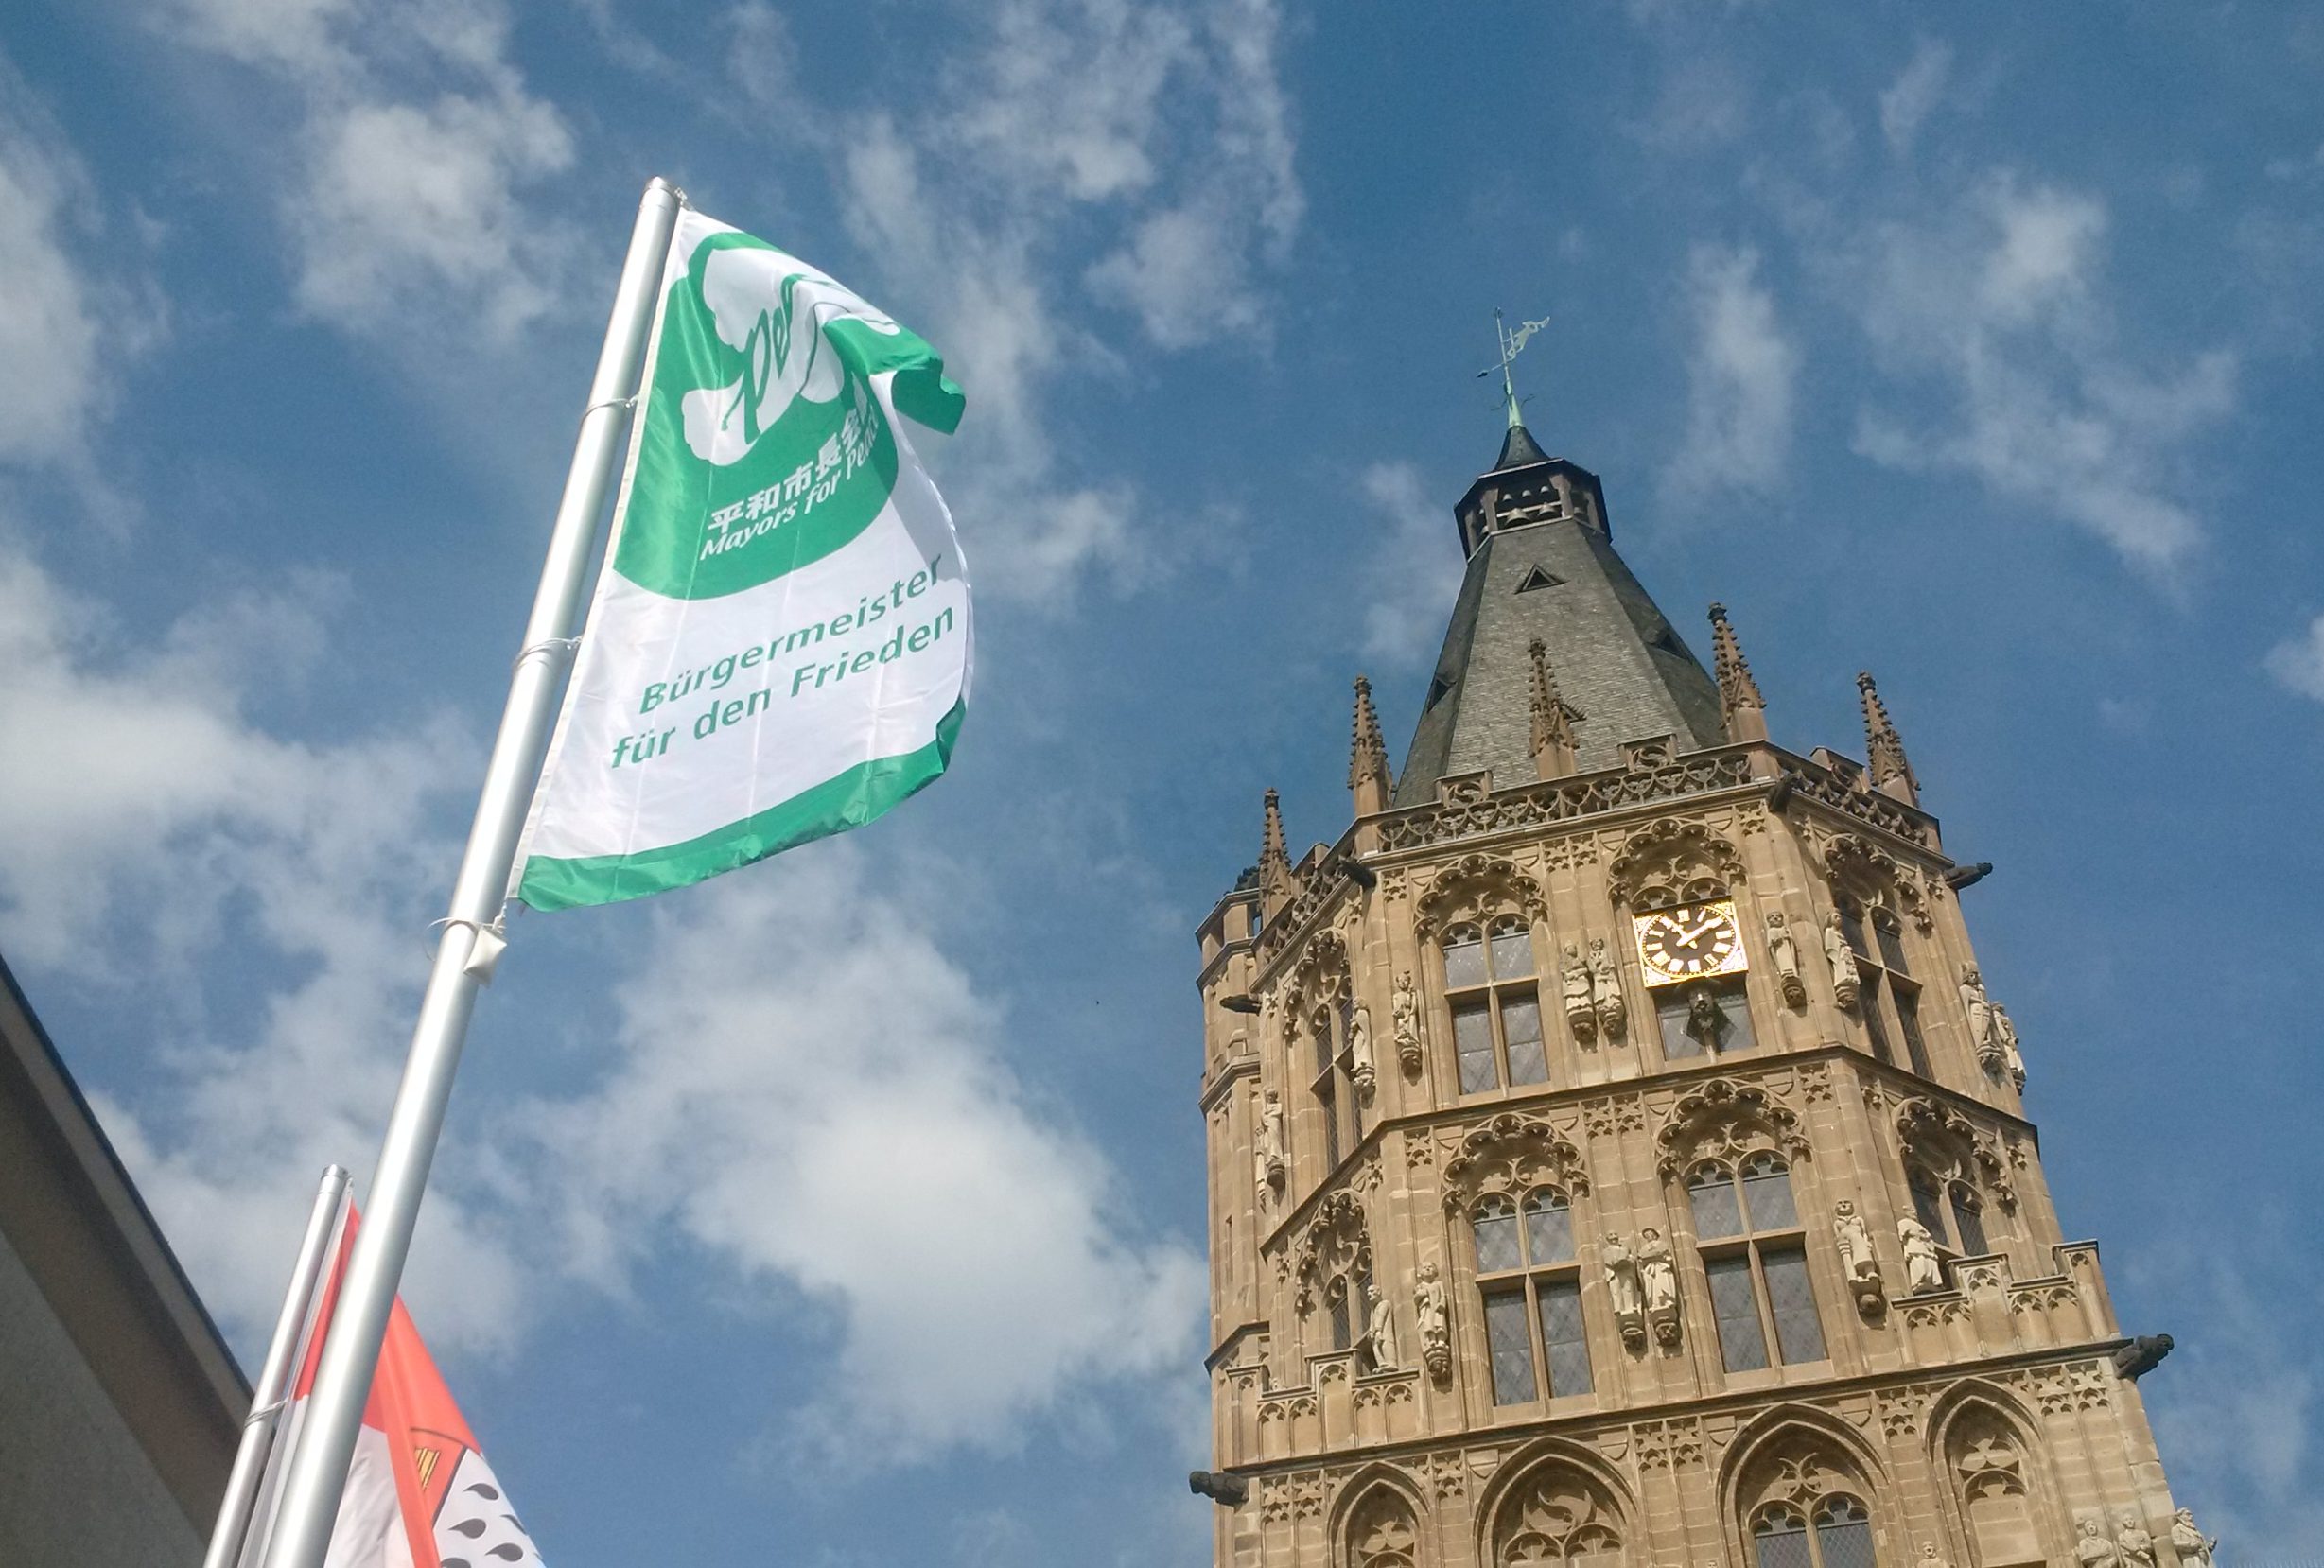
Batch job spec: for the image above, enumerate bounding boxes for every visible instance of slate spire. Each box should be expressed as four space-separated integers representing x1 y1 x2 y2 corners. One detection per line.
1349 676 1391 813
1392 431 1724 805
1707 601 1769 743
1857 671 1919 805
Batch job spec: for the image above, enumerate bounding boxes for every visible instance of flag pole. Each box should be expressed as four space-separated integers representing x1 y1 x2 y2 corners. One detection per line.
259 175 684 1568
201 1164 351 1568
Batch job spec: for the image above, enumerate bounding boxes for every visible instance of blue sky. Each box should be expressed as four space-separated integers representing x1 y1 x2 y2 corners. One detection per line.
3 0 2321 1562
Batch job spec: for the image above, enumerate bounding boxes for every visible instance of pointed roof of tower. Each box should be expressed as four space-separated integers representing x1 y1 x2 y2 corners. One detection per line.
1856 671 1918 799
1707 601 1768 741
1392 434 1725 805
1257 787 1292 895
1349 676 1390 791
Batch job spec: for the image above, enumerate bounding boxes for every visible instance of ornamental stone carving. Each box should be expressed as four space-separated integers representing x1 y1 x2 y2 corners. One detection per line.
1258 1089 1286 1193
1637 1228 1681 1345
2074 1514 2119 1567
1653 1077 1809 1178
1362 1281 1400 1371
1898 1217 1946 1293
1896 1097 2017 1211
2170 1508 2216 1567
1994 1003 2025 1089
1605 817 1744 910
1349 1002 1377 1100
1603 1233 1644 1346
1766 911 1807 1007
1824 832 1932 933
1587 936 1627 1039
1294 1191 1371 1314
1390 972 1424 1075
1414 1262 1451 1383
1442 1113 1590 1209
1562 943 1597 1043
1491 1463 1627 1567
1824 912 1861 1010
1833 1199 1885 1314
1412 852 1548 940
1959 964 2002 1073
1284 931 1353 1042
2116 1513 2156 1568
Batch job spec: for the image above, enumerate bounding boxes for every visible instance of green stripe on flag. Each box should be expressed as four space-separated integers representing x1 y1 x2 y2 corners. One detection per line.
517 701 966 911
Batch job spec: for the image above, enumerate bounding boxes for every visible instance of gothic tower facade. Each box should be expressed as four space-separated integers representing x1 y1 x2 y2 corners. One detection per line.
1193 426 2211 1568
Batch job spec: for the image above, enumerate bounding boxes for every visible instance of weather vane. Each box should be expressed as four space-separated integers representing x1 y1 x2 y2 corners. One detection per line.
1478 307 1552 429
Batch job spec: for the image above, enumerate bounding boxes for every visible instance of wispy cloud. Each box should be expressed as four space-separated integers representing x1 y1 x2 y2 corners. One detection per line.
1356 461 1464 668
1666 245 1798 500
2264 614 2324 701
517 857 1203 1460
1840 174 2236 574
1878 40 1952 157
0 69 161 470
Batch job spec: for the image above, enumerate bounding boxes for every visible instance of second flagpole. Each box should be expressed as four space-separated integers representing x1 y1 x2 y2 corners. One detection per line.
258 176 683 1568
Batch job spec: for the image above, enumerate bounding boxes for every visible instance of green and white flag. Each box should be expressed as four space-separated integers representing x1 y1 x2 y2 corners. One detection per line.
515 208 970 910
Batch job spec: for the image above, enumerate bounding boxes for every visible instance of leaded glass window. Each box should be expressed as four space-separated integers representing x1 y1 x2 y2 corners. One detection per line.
1473 1186 1591 1405
1694 1154 1825 1374
1442 917 1552 1095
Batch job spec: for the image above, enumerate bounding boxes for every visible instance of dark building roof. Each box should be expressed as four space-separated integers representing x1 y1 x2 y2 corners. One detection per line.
0 951 248 1536
1393 427 1726 806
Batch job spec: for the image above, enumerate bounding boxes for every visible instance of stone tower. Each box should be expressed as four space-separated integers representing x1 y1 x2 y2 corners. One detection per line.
1192 425 2212 1568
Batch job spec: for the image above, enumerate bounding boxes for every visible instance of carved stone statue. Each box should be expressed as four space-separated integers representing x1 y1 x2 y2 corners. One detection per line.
2169 1507 2215 1568
1414 1262 1450 1379
2074 1515 2119 1568
1348 1002 1377 1098
2115 1512 2155 1568
1766 911 1807 1006
1833 1199 1884 1312
1825 913 1860 1009
1897 1217 1945 1293
1994 1003 2025 1089
1685 984 1725 1053
1603 1232 1644 1343
1258 1090 1286 1190
1390 971 1423 1074
1960 964 2003 1072
1637 1228 1681 1344
1588 936 1626 1037
1362 1281 1399 1370
1915 1546 1949 1568
1562 943 1597 1041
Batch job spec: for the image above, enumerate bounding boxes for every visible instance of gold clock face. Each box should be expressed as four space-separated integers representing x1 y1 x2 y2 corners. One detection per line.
1633 899 1748 987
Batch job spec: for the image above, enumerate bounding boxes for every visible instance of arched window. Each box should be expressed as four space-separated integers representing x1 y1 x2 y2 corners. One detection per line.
1494 1464 1626 1567
1305 987 1362 1175
1443 917 1547 1093
1752 1495 1874 1568
1909 1166 1992 1260
1839 903 1931 1078
1689 1155 1825 1372
1473 1187 1591 1403
1346 1487 1420 1568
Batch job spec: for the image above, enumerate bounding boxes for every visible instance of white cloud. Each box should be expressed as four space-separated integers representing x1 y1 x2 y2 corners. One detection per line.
1878 40 1952 156
1841 175 2236 573
1666 245 1798 499
289 90 573 340
822 0 1302 601
2264 614 2324 701
1357 461 1464 668
0 78 158 468
518 856 1203 1460
0 534 531 1349
167 0 578 344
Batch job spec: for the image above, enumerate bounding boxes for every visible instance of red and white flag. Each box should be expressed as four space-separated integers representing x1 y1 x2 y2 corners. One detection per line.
242 1207 542 1568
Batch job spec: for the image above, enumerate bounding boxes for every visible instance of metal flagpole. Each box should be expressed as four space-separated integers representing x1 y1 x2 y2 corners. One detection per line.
259 175 684 1568
201 1165 352 1568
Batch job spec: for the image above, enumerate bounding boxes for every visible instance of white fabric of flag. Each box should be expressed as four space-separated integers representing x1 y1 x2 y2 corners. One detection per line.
515 206 970 909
